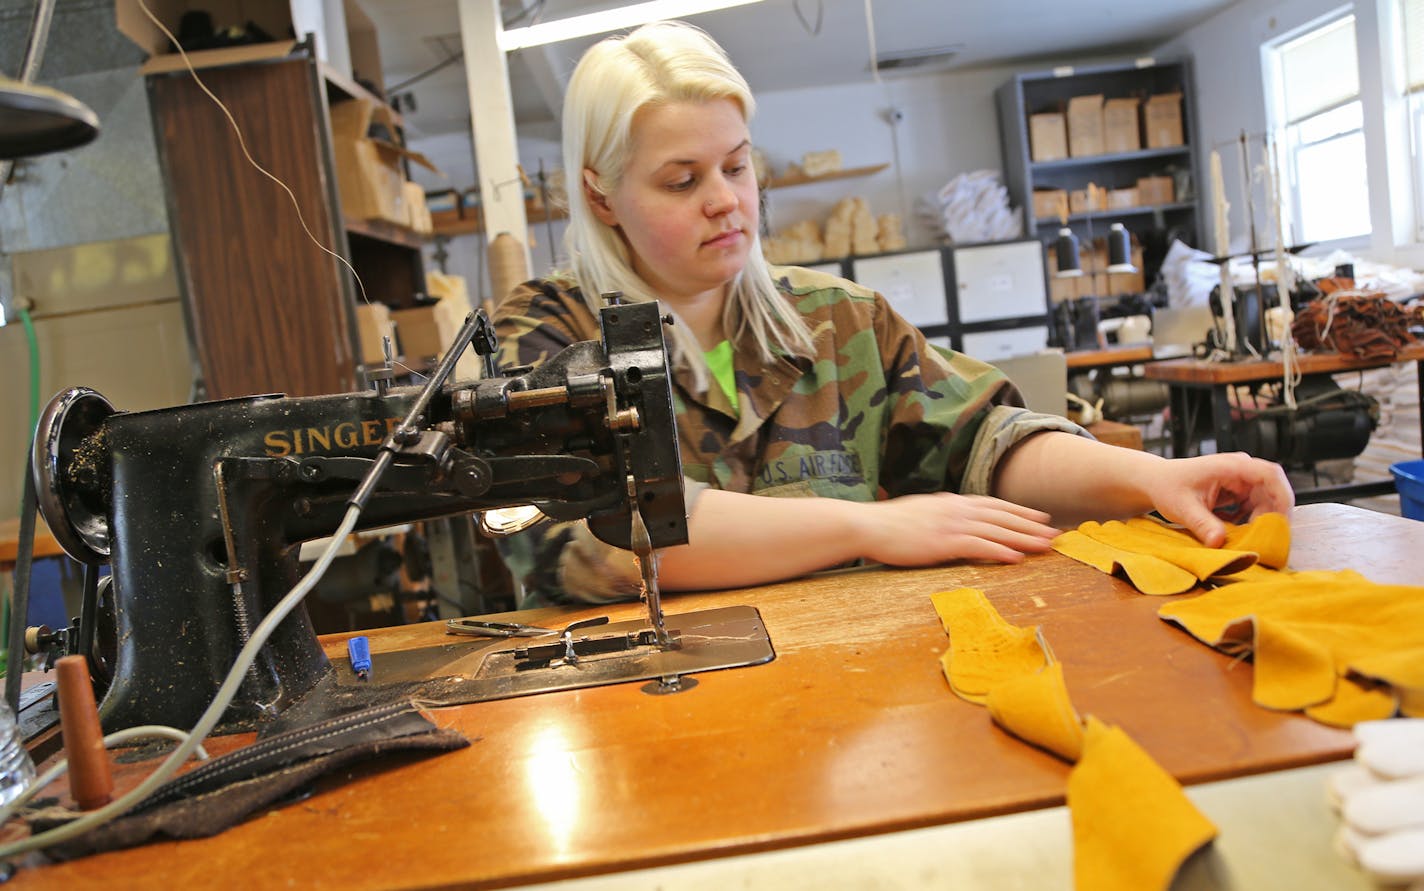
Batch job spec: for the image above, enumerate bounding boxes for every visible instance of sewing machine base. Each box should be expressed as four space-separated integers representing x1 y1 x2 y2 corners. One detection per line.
266 606 773 733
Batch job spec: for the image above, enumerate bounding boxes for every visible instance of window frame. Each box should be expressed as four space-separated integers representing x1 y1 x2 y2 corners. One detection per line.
1262 8 1374 250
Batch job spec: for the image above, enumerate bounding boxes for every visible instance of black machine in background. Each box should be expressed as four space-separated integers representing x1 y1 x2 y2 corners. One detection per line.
1204 275 1380 468
1235 377 1380 467
30 302 689 733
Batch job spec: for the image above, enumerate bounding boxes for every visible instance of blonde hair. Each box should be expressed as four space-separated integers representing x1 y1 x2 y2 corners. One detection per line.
560 20 813 388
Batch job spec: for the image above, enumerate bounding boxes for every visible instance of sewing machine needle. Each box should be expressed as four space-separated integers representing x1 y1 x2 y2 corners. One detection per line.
630 504 672 648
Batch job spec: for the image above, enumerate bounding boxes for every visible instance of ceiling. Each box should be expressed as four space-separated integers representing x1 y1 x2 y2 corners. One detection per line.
363 0 1239 143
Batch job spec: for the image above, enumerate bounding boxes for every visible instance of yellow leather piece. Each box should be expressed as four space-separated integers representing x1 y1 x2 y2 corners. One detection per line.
1223 512 1291 569
931 587 1048 704
1123 513 1292 573
1051 530 1199 596
1122 519 1283 585
1068 717 1218 891
1124 516 1201 544
1304 676 1399 728
1215 564 1286 584
1079 520 1258 581
1350 647 1424 719
933 589 1215 891
1159 571 1424 725
1252 619 1336 710
985 660 1084 762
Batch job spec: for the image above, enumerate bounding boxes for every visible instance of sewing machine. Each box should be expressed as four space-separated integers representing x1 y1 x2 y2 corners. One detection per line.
25 301 772 734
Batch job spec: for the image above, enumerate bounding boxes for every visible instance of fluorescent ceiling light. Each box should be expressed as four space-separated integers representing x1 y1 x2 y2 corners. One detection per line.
499 0 766 51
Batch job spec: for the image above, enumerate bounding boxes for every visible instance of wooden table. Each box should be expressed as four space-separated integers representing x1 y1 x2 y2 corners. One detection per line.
1143 345 1424 484
1064 343 1155 371
10 504 1418 889
0 518 63 573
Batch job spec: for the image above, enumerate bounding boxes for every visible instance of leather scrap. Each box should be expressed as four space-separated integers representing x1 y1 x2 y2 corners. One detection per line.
1067 717 1219 891
932 586 1216 890
1158 570 1424 726
26 701 469 861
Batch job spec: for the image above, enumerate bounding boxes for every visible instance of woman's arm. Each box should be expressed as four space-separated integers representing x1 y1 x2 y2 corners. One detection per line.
991 431 1294 546
653 488 1060 591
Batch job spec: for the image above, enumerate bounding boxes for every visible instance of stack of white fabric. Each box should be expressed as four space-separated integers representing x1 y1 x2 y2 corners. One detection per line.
916 170 1022 243
1328 719 1424 888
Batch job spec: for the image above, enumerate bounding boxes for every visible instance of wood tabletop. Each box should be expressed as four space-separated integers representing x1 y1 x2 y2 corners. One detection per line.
1064 343 1155 370
0 518 63 569
1143 342 1424 385
10 504 1419 889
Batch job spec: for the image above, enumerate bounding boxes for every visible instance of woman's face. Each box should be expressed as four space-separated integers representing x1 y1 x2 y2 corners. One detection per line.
587 98 758 304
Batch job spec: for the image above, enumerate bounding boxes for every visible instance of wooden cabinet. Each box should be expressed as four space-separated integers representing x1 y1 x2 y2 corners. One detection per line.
148 46 427 399
996 60 1203 287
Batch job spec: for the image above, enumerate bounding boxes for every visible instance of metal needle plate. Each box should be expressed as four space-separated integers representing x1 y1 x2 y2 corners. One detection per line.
334 605 774 703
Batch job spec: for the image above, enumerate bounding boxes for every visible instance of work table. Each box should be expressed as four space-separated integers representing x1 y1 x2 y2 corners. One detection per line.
9 503 1417 889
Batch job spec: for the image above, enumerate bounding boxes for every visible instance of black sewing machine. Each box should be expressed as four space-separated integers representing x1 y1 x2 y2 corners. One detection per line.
24 301 773 734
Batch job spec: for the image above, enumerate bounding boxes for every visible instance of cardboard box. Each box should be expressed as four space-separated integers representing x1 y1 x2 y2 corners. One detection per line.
115 0 381 78
355 302 396 365
1136 175 1175 206
1029 113 1068 162
1107 187 1139 210
1144 93 1184 148
403 182 433 234
426 272 484 381
1103 98 1141 153
330 98 438 225
391 305 445 360
114 1 297 74
1067 95 1105 157
1033 188 1069 221
1069 183 1107 214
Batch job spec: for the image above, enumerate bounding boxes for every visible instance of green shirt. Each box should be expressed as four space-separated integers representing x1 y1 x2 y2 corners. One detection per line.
704 339 738 414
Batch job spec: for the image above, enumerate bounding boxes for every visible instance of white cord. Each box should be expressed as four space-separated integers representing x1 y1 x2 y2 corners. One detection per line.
0 726 209 822
0 505 360 859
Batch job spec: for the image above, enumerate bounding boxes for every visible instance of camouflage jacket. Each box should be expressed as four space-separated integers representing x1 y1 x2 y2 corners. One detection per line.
493 265 1086 606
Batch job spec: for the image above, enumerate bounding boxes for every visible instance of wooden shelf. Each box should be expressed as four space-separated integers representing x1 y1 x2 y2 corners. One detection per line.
766 163 889 190
1030 146 1190 171
1034 201 1197 226
344 216 430 249
432 205 568 237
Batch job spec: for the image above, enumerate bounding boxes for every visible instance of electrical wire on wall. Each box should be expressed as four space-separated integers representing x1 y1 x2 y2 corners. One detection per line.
862 0 912 226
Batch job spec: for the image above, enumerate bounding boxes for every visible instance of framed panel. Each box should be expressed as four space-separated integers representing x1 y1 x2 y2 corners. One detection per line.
960 325 1050 361
951 240 1049 324
849 249 950 328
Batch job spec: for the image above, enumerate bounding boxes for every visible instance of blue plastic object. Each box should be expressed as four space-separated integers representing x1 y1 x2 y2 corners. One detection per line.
1390 460 1424 521
347 636 372 680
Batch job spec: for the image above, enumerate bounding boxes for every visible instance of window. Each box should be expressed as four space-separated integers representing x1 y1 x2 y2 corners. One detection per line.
1265 13 1372 244
1401 0 1424 239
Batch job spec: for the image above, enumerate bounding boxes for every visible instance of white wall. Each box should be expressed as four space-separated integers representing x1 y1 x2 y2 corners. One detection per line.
751 65 1021 247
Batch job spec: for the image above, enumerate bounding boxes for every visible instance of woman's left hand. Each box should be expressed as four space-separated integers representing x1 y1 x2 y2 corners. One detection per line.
1144 451 1294 547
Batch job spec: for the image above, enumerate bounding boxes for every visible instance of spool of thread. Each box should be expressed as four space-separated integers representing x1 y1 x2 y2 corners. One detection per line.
1054 228 1083 278
56 655 112 810
1106 223 1135 273
488 232 528 312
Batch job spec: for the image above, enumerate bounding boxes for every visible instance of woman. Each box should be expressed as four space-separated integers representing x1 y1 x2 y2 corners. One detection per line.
493 21 1292 606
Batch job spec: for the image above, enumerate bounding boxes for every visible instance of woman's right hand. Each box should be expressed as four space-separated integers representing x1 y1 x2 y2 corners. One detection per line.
852 492 1060 567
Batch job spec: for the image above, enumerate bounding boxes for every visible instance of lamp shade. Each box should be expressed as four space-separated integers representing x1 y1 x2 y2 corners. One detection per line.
1054 228 1083 278
0 76 99 160
1106 223 1136 273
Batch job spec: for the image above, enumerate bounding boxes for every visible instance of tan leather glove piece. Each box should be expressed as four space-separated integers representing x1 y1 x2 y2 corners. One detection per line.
931 587 1217 891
